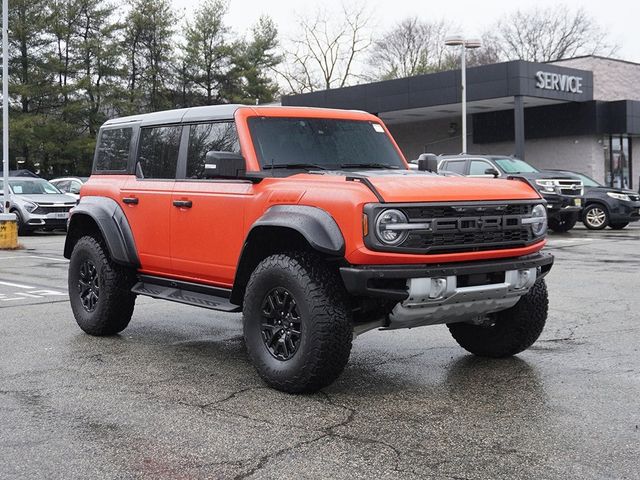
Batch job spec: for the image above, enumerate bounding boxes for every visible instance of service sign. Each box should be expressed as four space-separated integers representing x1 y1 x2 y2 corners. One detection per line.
535 71 584 94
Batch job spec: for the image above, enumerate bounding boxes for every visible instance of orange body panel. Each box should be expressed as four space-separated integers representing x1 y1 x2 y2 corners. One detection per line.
81 106 545 289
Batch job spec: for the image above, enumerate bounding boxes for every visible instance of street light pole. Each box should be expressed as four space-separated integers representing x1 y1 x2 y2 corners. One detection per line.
445 36 481 154
2 0 8 211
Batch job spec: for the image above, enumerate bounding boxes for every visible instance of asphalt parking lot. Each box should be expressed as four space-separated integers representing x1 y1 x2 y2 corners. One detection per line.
1 226 639 480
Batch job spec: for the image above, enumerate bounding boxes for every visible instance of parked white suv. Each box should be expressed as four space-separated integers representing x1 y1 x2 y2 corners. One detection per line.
0 177 77 234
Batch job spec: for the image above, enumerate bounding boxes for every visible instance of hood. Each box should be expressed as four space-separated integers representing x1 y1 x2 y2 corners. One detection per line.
586 185 640 197
13 193 77 205
511 171 579 181
327 170 540 202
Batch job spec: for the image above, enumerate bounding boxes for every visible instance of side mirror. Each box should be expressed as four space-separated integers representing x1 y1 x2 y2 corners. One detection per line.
204 151 246 178
70 186 81 194
417 153 438 173
485 167 499 178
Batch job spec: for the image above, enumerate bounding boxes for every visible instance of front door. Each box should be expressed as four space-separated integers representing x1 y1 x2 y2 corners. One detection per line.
170 121 252 286
120 125 182 276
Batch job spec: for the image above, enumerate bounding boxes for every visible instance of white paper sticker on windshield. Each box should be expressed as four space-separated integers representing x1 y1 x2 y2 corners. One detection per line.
372 123 385 133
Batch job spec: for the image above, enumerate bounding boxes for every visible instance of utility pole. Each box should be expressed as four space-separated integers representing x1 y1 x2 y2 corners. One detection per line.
2 0 8 211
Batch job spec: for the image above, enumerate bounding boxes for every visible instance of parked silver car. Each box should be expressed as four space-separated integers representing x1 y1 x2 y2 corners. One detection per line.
0 177 77 233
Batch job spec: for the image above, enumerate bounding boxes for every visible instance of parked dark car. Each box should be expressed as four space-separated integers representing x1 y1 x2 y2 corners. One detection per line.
546 170 640 230
438 155 584 232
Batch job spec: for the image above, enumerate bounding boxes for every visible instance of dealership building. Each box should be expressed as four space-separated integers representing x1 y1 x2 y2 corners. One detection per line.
283 56 640 190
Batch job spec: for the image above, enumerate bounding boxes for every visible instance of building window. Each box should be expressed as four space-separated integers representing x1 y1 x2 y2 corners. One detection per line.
606 135 632 189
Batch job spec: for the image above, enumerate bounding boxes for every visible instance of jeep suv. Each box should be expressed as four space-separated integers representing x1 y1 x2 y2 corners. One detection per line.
438 155 584 232
65 106 554 393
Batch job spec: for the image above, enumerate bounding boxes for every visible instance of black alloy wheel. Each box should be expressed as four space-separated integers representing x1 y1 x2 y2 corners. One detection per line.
260 287 302 361
78 259 100 312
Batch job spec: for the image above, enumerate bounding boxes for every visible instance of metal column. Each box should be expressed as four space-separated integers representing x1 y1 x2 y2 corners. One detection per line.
514 96 525 160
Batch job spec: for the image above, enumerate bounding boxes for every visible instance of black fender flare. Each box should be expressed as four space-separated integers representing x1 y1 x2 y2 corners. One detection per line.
229 205 345 305
64 196 140 268
248 205 345 256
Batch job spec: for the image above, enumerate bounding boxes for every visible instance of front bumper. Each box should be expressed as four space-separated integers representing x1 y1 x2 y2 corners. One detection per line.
24 212 70 229
608 200 640 223
341 252 553 330
543 193 583 214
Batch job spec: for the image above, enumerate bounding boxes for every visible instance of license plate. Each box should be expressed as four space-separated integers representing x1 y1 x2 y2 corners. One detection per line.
573 198 582 207
48 212 69 219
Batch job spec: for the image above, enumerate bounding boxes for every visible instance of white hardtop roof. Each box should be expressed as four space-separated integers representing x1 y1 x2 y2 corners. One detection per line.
101 104 370 128
102 104 243 127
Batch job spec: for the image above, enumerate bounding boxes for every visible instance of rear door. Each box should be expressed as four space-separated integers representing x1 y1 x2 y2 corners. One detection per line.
441 159 468 175
120 125 182 276
170 121 253 286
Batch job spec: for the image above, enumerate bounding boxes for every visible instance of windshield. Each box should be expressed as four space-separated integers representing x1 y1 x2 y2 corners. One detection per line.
494 158 539 174
8 179 62 195
573 172 601 187
248 117 406 169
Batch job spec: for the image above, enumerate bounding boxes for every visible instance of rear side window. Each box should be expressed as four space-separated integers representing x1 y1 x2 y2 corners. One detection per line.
443 160 466 174
137 126 182 179
186 122 240 179
95 127 132 172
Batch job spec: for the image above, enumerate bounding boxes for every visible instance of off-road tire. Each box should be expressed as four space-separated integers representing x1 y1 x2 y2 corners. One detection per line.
447 279 548 358
609 222 629 230
68 235 137 336
243 252 353 393
582 204 609 230
548 213 578 233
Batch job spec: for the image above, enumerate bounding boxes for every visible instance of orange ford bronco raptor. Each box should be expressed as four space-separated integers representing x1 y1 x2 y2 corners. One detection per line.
65 105 553 393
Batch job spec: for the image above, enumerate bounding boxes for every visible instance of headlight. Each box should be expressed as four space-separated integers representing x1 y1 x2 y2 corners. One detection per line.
375 209 409 245
607 192 631 202
522 204 547 237
535 179 557 193
23 201 38 213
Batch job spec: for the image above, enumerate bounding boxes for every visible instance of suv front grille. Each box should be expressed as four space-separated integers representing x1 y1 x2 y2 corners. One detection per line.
33 205 74 215
365 201 540 254
555 179 583 196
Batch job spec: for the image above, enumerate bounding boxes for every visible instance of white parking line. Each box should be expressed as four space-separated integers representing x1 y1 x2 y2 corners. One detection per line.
0 255 68 262
0 280 34 289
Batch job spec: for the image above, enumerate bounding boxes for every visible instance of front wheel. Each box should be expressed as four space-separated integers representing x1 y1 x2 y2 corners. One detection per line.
243 252 353 393
582 204 609 230
68 235 137 336
548 213 578 232
609 222 629 230
447 279 548 358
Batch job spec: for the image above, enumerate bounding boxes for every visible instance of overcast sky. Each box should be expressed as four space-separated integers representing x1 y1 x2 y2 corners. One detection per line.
172 0 640 63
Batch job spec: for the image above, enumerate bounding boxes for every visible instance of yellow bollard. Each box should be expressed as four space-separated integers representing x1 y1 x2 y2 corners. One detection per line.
0 213 19 249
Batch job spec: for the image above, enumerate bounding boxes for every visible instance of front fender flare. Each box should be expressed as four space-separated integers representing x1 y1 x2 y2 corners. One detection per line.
249 205 345 255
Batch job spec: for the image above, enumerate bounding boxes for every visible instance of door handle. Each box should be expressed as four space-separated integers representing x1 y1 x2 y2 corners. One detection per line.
122 197 139 205
173 200 193 208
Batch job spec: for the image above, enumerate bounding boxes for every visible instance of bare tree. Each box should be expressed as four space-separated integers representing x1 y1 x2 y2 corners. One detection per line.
276 3 372 93
367 17 458 80
494 5 619 62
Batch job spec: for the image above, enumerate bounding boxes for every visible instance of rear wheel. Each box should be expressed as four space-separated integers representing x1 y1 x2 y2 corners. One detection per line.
609 222 629 230
68 235 137 336
243 252 353 393
548 213 578 232
583 204 609 230
447 279 548 358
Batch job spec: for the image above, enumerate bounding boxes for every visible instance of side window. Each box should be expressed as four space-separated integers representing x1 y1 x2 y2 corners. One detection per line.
186 122 240 179
469 160 492 176
95 127 132 172
444 160 467 174
137 126 182 179
70 180 82 194
55 180 70 192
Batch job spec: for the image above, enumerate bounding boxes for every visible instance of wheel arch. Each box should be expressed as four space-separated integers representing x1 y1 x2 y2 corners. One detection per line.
230 205 346 305
64 196 140 268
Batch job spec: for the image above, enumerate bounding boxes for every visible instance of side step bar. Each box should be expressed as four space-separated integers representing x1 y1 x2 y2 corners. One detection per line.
132 274 241 312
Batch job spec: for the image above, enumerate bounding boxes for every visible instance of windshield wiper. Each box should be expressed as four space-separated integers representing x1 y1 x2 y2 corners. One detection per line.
339 163 400 169
263 163 330 171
